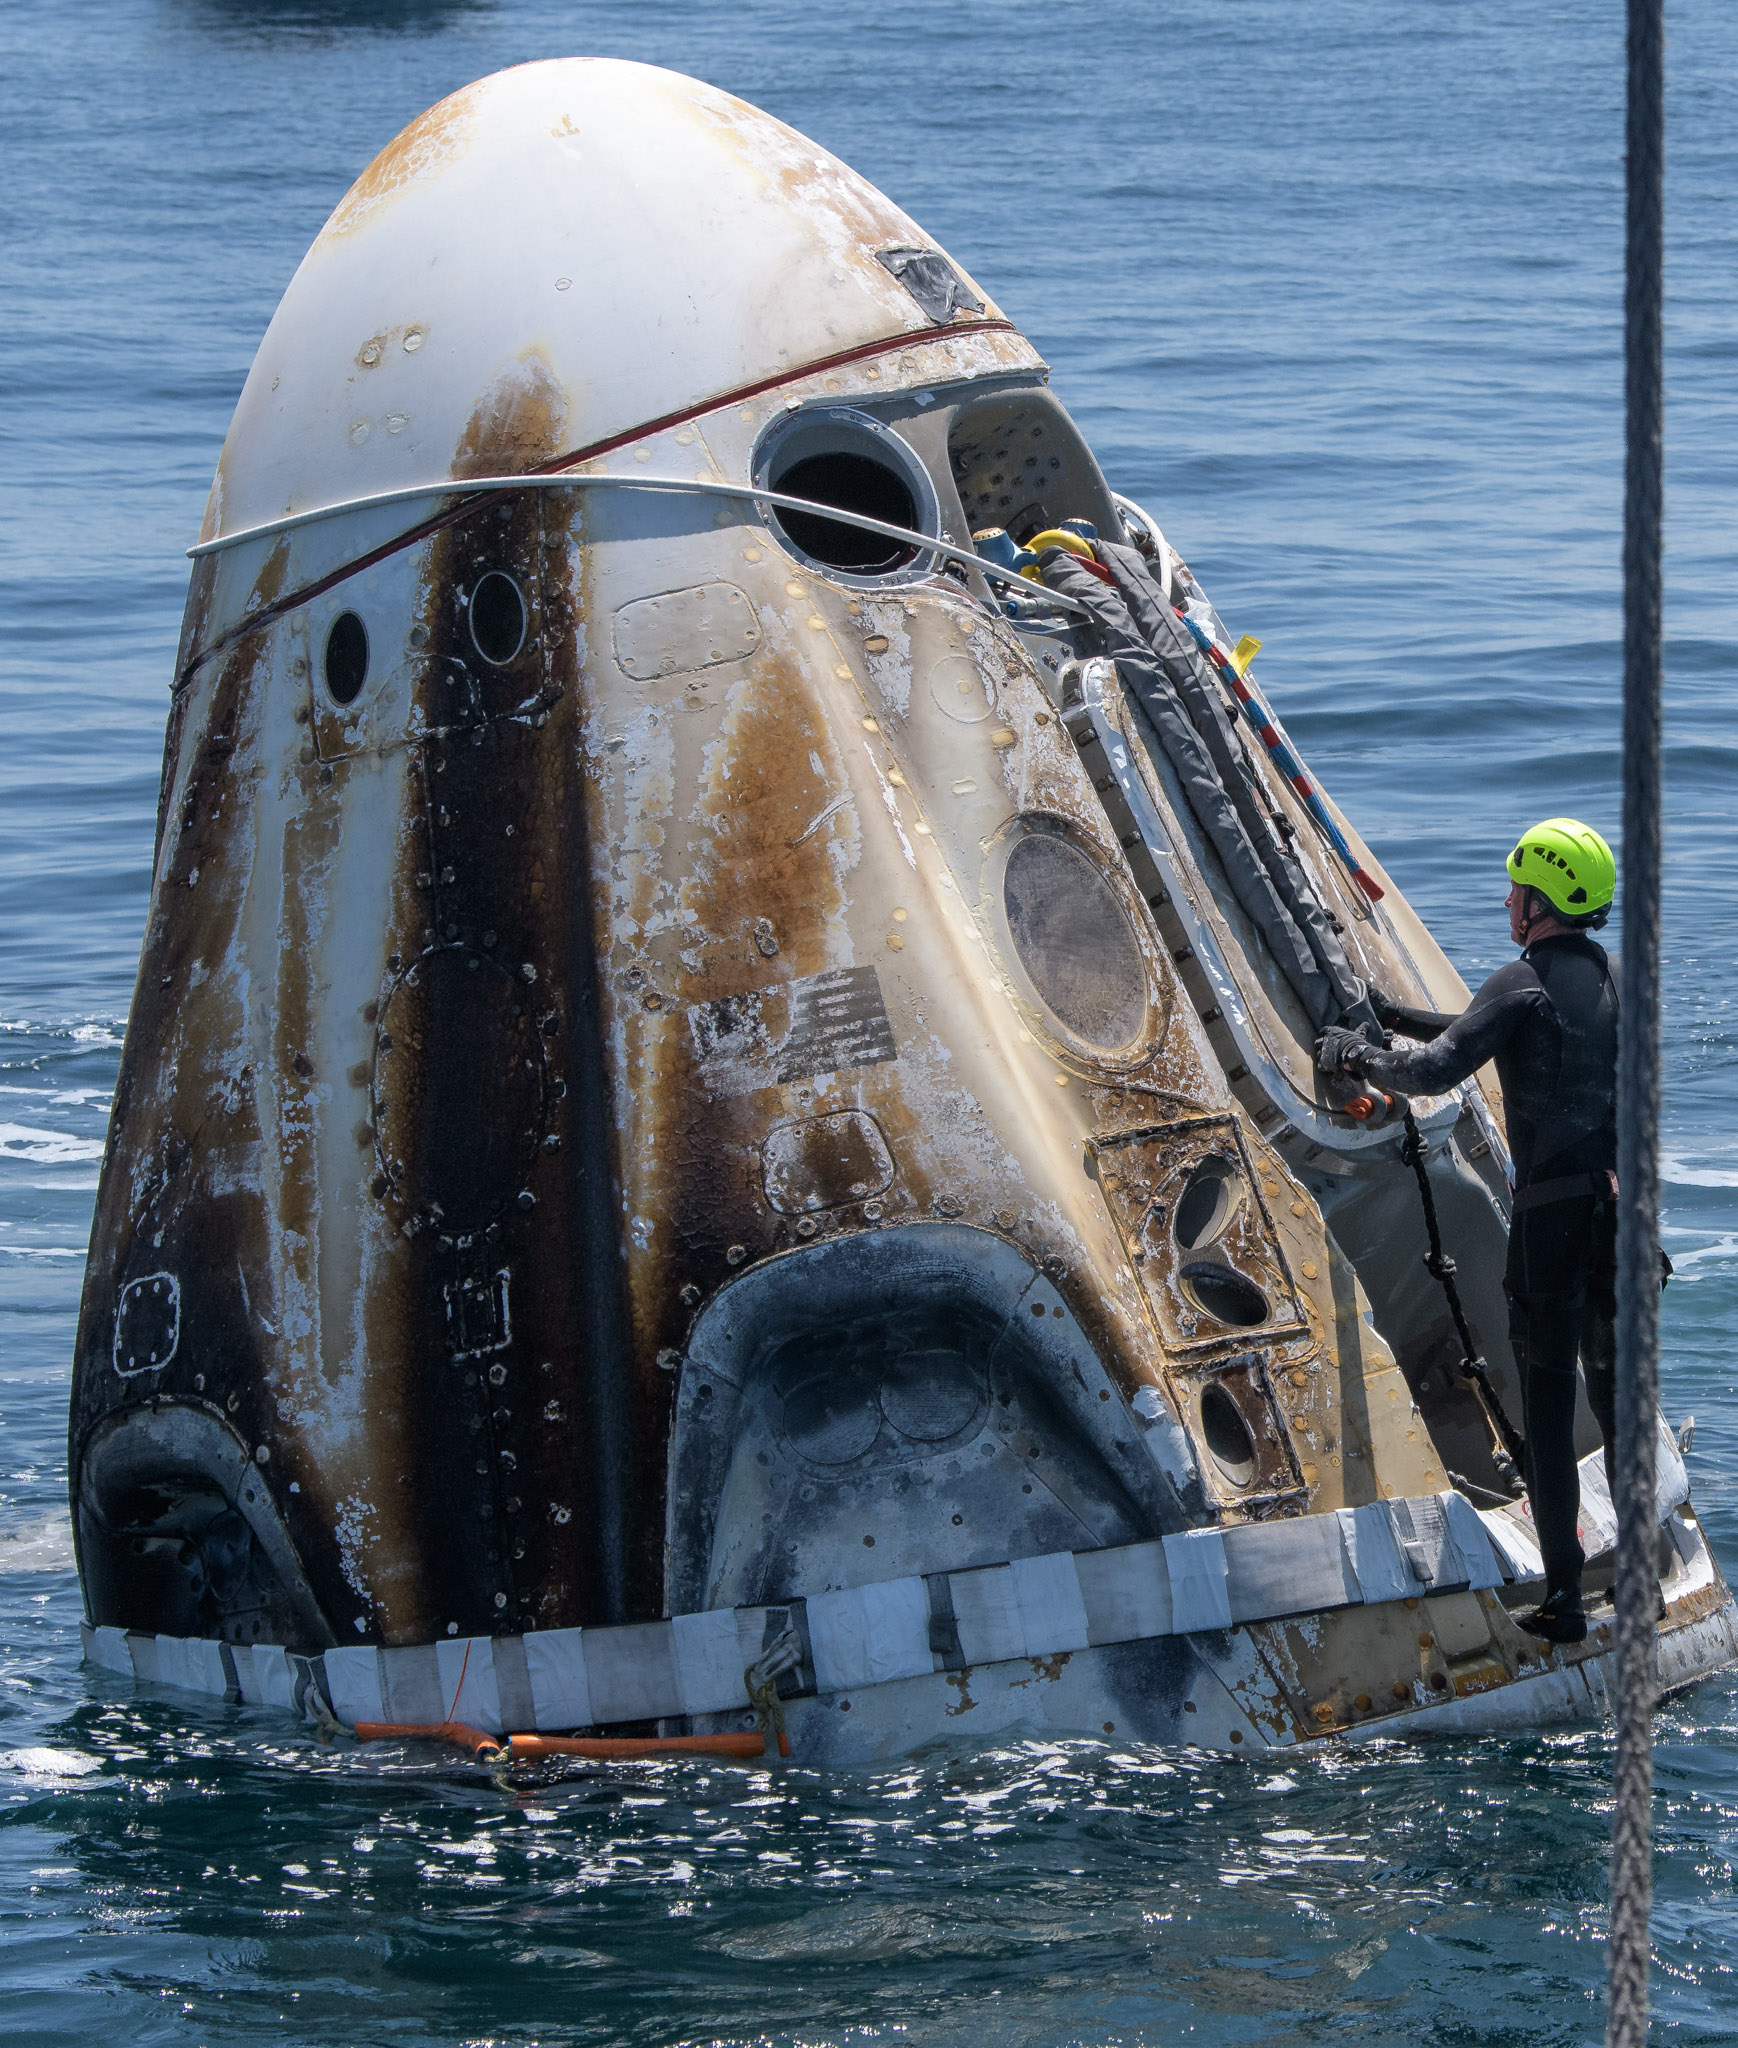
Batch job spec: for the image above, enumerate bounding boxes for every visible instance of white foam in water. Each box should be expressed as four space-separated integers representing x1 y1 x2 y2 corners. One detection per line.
0 1086 116 1109
1661 1233 1738 1281
5 1747 101 1782
0 1514 77 1572
0 1123 106 1166
1663 1153 1738 1189
0 1017 123 1046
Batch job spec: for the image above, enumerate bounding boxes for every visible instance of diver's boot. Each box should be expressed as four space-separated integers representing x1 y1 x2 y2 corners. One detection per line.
1518 1585 1588 1644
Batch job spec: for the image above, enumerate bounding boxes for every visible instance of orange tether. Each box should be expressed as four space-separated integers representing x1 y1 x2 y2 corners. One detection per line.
507 1731 765 1761
353 1718 502 1757
345 1635 779 1763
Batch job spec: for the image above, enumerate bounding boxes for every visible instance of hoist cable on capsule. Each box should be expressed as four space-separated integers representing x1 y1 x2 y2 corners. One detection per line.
184 469 1097 616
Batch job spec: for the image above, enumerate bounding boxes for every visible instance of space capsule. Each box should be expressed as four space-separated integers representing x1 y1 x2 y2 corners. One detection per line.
71 59 1736 1760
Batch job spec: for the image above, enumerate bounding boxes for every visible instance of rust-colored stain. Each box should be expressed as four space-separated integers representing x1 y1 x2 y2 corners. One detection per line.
75 434 1507 1683
605 628 863 1455
73 386 643 1645
450 355 569 482
320 79 484 241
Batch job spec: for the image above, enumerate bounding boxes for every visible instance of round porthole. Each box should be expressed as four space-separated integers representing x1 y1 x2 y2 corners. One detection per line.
1180 1262 1270 1329
1172 1156 1242 1251
1002 827 1149 1052
754 407 938 582
324 611 369 706
469 572 527 665
1200 1382 1257 1486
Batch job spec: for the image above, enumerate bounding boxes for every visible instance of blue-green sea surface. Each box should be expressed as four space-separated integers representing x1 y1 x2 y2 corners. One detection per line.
2 2 1736 2041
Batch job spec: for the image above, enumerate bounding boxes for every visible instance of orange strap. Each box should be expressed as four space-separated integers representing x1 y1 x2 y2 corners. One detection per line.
507 1732 766 1761
351 1722 767 1762
353 1719 502 1757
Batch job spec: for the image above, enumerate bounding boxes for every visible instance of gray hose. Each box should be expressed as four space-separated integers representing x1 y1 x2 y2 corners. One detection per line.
1041 548 1366 1030
1096 541 1371 1022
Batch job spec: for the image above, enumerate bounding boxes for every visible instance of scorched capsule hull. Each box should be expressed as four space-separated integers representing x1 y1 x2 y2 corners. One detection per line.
71 59 1737 1758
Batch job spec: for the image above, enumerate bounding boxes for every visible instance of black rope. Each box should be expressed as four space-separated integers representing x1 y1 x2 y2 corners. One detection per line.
1399 1109 1526 1484
1609 0 1666 2037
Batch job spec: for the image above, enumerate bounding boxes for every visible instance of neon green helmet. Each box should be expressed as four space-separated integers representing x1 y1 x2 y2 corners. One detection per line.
1506 816 1616 923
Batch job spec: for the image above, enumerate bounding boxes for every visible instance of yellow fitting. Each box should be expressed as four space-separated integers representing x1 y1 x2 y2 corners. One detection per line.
1018 529 1098 583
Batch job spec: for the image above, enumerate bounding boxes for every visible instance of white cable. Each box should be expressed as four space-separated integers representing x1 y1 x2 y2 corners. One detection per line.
1111 492 1173 603
185 471 1097 619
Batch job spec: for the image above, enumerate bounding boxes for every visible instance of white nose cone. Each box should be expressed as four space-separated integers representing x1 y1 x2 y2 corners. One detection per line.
206 58 1006 543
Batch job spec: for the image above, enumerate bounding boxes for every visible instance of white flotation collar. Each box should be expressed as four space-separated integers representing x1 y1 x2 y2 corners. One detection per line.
80 1452 1686 1739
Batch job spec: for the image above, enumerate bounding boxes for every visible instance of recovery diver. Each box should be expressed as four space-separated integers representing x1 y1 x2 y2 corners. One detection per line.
1315 818 1621 1644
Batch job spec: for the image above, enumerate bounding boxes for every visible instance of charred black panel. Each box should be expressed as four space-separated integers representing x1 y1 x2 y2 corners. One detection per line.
70 558 356 1649
373 945 547 1233
368 483 640 1637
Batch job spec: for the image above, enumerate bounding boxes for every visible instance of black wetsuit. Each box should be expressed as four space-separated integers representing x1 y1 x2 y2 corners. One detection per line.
1355 935 1620 1596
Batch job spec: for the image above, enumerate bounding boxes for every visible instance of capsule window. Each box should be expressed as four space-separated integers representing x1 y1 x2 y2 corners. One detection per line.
324 611 369 706
1173 1156 1241 1251
1179 1261 1270 1328
1002 826 1148 1052
754 406 938 581
1200 1381 1257 1486
469 572 527 665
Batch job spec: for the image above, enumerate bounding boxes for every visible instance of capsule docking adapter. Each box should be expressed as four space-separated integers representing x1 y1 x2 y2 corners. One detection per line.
74 59 1738 1763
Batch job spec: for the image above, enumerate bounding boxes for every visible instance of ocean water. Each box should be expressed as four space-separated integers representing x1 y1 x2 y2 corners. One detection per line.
3 1 1736 2041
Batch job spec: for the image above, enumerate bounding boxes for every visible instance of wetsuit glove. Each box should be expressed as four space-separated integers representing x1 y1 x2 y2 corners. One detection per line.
1314 1026 1371 1075
1367 983 1401 1028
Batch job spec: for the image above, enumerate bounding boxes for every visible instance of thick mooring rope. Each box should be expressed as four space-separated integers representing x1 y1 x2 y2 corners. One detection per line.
1608 0 1665 2040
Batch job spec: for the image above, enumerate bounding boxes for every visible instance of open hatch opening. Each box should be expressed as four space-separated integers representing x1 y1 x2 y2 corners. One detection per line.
772 451 916 572
756 406 937 582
